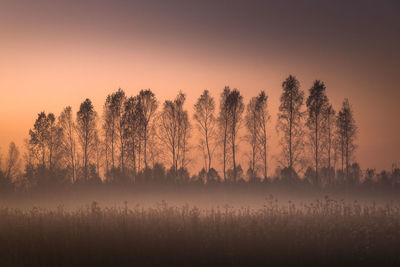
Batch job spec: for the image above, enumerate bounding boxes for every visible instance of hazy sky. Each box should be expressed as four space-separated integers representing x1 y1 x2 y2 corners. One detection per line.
0 0 399 173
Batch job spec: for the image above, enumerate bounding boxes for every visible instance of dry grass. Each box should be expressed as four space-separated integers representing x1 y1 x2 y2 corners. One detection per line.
0 196 399 266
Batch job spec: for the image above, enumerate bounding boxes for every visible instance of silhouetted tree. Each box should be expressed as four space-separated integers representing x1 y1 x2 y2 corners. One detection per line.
76 98 98 181
159 99 177 171
194 90 216 172
207 168 220 184
103 88 126 171
176 94 191 171
348 162 362 185
324 105 336 184
363 168 375 188
93 131 103 176
225 89 244 183
29 112 50 168
28 112 62 170
158 92 190 172
277 75 305 175
137 89 158 169
257 92 270 180
336 98 357 180
245 91 270 180
246 95 259 179
306 80 329 186
152 162 166 184
29 112 47 168
0 156 8 190
4 142 21 182
304 166 316 185
218 86 231 181
47 113 64 171
58 106 77 183
392 166 400 189
123 96 143 178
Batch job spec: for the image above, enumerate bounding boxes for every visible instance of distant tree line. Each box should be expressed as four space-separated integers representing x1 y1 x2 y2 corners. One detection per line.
0 75 399 191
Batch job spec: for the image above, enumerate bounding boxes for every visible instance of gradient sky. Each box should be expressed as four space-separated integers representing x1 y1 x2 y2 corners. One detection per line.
0 0 399 173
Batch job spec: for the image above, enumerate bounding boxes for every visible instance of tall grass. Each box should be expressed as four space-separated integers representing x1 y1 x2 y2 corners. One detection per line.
0 197 399 266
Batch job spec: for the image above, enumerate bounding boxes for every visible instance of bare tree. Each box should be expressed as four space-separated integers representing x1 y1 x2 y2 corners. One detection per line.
93 131 103 176
218 87 231 180
306 80 329 185
29 112 50 168
47 113 63 171
158 92 190 173
277 75 305 174
246 95 259 177
147 123 162 167
194 90 216 172
226 89 244 183
28 112 62 170
257 92 270 180
137 89 158 169
5 142 21 181
177 95 191 170
102 105 112 173
103 88 126 170
58 106 77 183
336 98 357 180
123 96 144 178
76 98 98 181
245 91 270 180
324 105 335 184
159 100 177 171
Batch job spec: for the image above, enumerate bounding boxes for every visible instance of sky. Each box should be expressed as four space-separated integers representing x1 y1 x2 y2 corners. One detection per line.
0 0 399 173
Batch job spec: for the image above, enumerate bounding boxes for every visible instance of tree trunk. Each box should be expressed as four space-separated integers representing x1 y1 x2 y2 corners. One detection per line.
223 120 227 181
144 125 148 169
205 128 211 172
263 120 267 180
315 116 318 186
111 119 115 169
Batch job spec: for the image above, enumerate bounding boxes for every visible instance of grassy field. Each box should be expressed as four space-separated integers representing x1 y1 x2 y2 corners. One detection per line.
0 194 400 266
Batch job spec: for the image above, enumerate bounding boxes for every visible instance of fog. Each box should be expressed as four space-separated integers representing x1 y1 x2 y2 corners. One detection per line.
2 186 399 212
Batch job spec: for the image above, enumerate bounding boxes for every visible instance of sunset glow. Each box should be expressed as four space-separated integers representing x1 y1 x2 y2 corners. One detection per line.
1 1 399 174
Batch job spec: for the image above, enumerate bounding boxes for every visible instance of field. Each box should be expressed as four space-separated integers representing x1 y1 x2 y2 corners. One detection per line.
1 186 400 266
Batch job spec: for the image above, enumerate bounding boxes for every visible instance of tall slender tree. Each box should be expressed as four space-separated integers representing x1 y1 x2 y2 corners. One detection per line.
194 90 216 172
46 113 63 171
218 87 231 181
246 95 259 177
158 92 190 173
29 112 50 168
4 142 21 181
159 100 178 171
324 105 336 184
176 94 191 170
257 92 270 180
137 89 158 169
28 112 62 170
277 75 305 175
123 96 143 178
226 89 244 183
336 98 357 180
58 106 77 183
76 98 98 181
306 80 329 185
103 88 126 170
245 91 270 180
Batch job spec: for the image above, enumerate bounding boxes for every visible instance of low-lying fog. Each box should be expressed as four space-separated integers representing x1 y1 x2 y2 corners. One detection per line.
1 186 399 212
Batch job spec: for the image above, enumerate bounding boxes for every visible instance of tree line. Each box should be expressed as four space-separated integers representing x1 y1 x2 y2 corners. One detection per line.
0 75 399 191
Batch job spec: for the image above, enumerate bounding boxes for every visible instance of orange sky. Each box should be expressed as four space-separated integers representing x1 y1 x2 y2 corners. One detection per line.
0 0 399 173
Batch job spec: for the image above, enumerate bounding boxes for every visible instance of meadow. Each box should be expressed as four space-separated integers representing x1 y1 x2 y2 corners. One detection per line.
0 188 399 267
